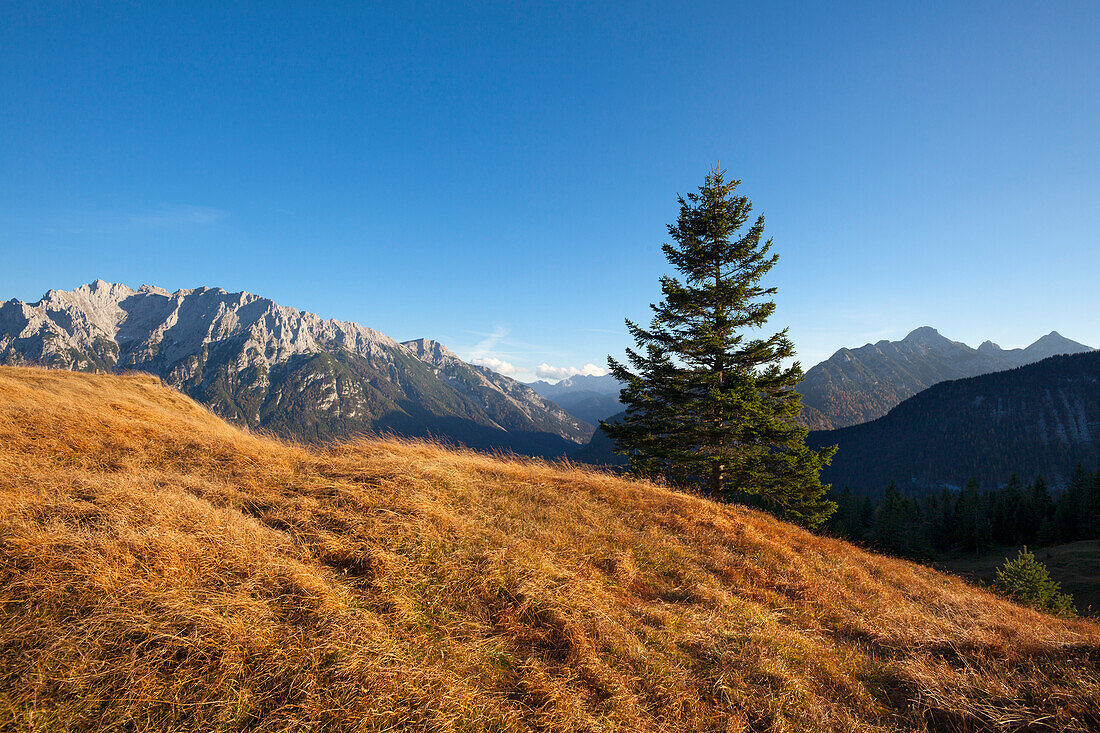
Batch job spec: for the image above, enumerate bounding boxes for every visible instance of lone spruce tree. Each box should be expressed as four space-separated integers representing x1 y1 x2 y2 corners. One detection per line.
604 168 837 527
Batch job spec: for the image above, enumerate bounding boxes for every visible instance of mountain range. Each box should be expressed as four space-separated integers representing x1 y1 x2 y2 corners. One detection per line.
528 373 623 424
572 328 1097 473
7 281 1096 485
528 328 1094 435
798 326 1093 429
0 281 591 454
808 350 1100 494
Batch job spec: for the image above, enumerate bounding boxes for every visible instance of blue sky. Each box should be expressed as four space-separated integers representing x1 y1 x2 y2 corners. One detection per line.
2 2 1097 379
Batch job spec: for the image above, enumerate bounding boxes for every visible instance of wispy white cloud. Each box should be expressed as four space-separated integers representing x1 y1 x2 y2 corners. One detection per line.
42 204 229 235
470 326 509 356
129 205 229 227
457 325 608 383
461 326 535 380
470 356 535 380
536 362 608 380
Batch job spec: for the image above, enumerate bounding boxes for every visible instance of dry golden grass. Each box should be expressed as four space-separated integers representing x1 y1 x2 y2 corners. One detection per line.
1 366 1098 732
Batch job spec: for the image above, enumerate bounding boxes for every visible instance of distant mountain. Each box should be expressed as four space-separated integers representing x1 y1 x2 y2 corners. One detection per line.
401 338 592 442
808 351 1100 495
0 281 588 455
530 373 621 399
528 373 624 425
570 409 628 467
799 327 1093 429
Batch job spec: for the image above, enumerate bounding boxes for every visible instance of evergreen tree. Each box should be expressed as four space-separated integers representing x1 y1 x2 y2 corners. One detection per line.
1029 476 1054 545
1053 467 1090 543
871 481 923 556
1085 471 1100 538
953 477 992 553
993 547 1076 617
826 487 861 539
825 469 1098 560
993 473 1025 545
926 489 954 552
604 169 836 526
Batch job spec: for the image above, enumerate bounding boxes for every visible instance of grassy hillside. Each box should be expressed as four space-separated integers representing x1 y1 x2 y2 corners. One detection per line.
2 367 1099 731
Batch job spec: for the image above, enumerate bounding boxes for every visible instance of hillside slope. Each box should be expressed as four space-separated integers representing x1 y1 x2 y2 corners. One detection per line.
0 280 584 455
809 351 1100 494
2 367 1099 731
799 327 1093 429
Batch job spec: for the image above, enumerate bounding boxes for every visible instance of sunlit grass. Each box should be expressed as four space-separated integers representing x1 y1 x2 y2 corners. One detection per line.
1 366 1098 731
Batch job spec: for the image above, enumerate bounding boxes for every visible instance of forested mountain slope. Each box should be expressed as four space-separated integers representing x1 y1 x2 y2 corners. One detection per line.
809 351 1100 494
799 327 1092 429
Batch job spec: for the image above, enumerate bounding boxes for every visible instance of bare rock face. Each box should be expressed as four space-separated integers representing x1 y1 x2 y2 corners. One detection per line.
0 282 587 455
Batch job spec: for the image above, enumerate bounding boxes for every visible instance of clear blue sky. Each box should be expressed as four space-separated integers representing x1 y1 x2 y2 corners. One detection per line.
3 2 1098 379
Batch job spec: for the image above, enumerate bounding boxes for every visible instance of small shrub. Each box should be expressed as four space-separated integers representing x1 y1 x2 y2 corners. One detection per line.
992 547 1076 617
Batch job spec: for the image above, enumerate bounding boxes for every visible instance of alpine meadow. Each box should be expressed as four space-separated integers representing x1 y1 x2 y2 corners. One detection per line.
3 3 1100 732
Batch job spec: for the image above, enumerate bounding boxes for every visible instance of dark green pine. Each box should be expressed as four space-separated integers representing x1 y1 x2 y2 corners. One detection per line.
603 168 837 527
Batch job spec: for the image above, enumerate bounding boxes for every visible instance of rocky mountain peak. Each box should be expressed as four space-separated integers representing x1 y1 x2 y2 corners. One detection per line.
34 281 137 340
0 282 590 455
902 326 943 343
401 338 461 366
799 326 1095 430
1033 330 1069 346
42 279 134 305
1022 331 1093 361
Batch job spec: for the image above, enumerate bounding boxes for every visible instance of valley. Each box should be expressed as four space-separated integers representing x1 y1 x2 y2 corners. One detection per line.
936 541 1100 617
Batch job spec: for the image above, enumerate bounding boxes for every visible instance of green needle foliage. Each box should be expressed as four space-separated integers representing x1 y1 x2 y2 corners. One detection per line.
604 168 837 527
993 547 1076 617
